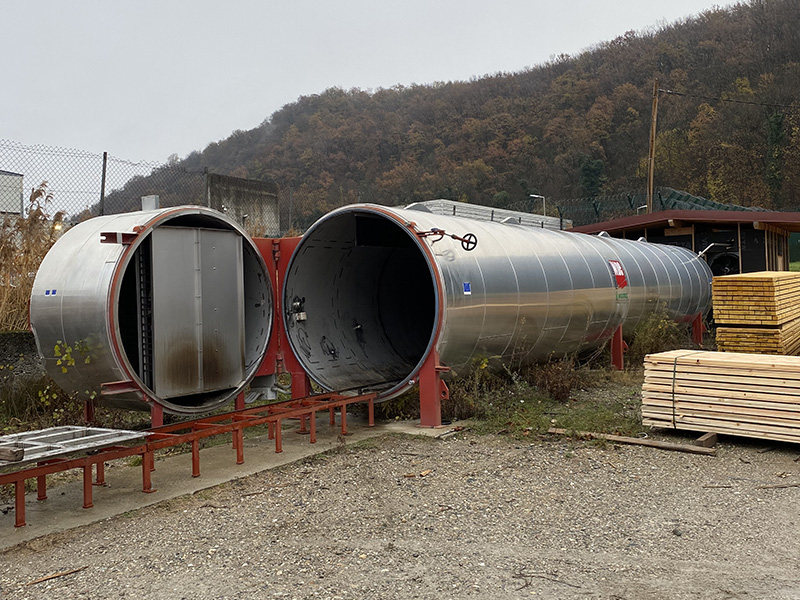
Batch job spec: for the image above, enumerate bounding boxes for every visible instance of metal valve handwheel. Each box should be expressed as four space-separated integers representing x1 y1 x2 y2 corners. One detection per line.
460 233 477 251
416 228 478 251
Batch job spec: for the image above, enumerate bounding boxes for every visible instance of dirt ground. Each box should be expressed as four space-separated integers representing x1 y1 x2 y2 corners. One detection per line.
0 428 799 600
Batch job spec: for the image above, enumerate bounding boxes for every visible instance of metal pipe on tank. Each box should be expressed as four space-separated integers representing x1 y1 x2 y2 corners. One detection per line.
29 206 273 415
282 204 712 400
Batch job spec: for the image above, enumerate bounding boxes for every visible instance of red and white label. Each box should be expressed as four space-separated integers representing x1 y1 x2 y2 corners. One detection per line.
608 260 628 289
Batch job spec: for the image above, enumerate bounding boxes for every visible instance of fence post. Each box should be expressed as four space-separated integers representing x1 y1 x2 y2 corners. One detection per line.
99 151 108 216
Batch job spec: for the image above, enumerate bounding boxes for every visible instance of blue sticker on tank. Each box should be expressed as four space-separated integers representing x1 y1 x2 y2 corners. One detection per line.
463 282 471 295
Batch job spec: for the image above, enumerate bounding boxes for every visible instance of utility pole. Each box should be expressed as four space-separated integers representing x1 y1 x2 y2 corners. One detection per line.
646 79 659 214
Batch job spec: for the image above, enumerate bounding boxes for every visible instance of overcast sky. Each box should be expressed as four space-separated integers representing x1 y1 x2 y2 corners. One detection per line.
2 0 738 164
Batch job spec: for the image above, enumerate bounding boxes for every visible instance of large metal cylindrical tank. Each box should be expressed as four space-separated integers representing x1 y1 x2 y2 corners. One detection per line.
282 204 712 400
30 206 272 415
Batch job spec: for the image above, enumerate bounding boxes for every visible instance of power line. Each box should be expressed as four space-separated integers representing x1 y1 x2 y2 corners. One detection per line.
659 88 796 110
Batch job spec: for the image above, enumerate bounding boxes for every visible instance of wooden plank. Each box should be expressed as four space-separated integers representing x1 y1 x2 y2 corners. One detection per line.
643 383 800 402
644 370 800 388
547 428 716 456
645 364 800 380
642 397 800 417
645 351 800 370
642 349 800 445
695 432 718 447
642 418 800 445
0 447 24 462
642 404 800 428
642 412 800 443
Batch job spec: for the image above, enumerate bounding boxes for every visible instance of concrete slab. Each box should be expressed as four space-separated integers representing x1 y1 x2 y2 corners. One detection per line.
0 415 467 550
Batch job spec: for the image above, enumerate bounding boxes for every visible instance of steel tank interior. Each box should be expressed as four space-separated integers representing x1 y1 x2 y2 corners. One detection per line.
30 206 272 415
283 204 712 400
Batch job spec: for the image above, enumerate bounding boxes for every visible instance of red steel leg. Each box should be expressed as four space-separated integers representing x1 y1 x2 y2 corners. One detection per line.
329 407 335 426
310 411 317 443
150 403 164 428
14 479 25 527
611 325 624 371
291 372 311 399
37 470 47 501
83 464 93 508
340 407 348 436
94 461 106 486
142 452 156 493
235 429 244 464
298 415 308 433
275 420 283 453
268 421 275 440
692 313 705 346
235 391 245 411
192 440 200 477
367 398 374 427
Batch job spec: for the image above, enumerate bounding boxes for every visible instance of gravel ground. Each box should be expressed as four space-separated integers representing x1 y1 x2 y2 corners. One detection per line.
1 430 799 599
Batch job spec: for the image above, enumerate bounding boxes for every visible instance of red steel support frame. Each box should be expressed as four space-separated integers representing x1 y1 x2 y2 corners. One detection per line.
254 237 312 400
691 312 706 346
1 392 375 528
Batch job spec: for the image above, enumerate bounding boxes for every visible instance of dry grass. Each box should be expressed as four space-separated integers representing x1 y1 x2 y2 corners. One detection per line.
0 182 65 332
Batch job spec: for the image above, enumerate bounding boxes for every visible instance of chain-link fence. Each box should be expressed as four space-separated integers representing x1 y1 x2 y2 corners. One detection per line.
554 188 766 227
0 139 288 240
0 139 207 222
3 137 762 234
0 139 289 332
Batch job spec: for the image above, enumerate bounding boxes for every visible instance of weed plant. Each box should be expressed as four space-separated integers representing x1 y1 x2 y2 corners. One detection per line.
626 306 694 367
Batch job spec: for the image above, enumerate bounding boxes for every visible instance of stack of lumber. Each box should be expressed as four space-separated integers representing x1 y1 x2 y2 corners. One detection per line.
712 271 800 355
642 349 800 444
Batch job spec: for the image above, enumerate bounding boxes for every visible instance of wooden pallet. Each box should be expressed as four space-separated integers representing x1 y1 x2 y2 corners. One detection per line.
642 349 800 444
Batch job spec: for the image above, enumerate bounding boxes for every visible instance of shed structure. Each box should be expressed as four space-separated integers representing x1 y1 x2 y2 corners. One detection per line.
569 210 800 276
0 170 23 215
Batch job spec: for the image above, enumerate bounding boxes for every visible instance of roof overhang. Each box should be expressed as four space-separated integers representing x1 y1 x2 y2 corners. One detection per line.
570 210 800 234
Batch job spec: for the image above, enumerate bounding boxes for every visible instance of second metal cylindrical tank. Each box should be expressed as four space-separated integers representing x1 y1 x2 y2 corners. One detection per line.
30 206 273 414
282 204 712 400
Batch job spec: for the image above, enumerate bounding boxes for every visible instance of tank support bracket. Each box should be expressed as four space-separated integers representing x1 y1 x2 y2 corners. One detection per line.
692 313 706 346
419 350 450 428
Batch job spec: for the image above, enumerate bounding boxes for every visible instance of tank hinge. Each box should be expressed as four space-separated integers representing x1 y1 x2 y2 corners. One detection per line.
272 240 281 264
100 380 141 396
415 228 478 251
100 232 138 245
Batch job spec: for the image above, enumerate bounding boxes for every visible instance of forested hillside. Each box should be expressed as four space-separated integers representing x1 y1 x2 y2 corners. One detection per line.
181 0 800 227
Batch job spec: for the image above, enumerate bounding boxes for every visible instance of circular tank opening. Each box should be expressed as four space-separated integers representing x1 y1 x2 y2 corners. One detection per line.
283 209 437 398
115 212 272 414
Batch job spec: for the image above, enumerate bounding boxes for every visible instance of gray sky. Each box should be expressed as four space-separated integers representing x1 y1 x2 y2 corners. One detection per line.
3 0 737 164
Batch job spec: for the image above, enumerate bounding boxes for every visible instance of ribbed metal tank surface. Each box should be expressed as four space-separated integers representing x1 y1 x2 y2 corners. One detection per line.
29 206 272 414
282 204 712 400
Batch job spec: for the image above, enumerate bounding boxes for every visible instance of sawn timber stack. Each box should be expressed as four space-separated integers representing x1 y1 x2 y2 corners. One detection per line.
642 349 800 444
712 271 800 355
